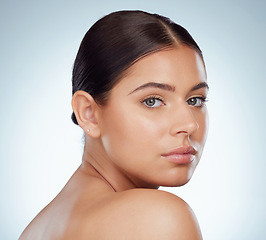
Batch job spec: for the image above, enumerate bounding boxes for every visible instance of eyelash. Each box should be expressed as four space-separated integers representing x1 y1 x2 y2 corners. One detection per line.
140 95 209 109
186 96 208 108
140 95 165 108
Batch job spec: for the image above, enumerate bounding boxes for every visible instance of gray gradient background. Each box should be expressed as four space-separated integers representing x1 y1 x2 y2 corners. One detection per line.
1 0 265 239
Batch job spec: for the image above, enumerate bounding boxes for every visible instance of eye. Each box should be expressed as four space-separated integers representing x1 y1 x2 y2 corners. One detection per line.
141 96 165 108
186 96 207 107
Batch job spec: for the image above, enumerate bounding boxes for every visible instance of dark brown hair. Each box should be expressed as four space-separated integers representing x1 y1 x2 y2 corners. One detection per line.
71 10 203 125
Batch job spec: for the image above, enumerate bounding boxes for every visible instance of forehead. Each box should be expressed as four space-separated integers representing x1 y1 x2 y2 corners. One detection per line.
113 46 207 93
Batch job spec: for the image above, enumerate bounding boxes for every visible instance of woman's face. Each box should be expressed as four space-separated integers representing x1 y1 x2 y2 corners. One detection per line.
98 46 208 188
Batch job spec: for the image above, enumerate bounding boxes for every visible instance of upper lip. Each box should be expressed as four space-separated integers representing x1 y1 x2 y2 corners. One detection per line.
161 146 197 156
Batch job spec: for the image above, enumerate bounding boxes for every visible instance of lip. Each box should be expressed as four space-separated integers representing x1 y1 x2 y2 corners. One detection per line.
161 146 197 164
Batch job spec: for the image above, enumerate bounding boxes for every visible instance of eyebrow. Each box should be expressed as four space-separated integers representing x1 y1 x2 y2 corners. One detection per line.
128 81 209 95
128 82 175 95
190 82 209 91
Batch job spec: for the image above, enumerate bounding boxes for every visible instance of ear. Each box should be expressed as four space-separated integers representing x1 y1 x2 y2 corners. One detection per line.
71 90 101 138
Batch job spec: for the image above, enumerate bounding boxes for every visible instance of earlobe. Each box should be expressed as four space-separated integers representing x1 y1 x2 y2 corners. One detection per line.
71 90 101 138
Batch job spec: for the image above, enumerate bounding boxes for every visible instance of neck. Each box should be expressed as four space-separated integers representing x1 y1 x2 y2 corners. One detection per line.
81 138 159 192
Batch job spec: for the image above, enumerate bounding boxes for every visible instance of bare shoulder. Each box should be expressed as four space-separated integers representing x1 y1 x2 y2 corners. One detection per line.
86 189 202 240
122 189 202 239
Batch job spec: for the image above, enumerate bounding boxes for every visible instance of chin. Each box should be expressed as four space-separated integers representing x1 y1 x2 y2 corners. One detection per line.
161 179 191 188
158 171 194 187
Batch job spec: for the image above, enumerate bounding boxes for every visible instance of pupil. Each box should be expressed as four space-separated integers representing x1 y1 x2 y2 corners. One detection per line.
190 98 196 105
147 99 155 106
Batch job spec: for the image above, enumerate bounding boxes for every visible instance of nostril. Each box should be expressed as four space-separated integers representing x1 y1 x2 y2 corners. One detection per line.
174 119 198 136
176 130 189 134
170 106 199 136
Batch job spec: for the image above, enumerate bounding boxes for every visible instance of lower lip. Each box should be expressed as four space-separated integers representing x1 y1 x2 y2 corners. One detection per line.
162 154 195 164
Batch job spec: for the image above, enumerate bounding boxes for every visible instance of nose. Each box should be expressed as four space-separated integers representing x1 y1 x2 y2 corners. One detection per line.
169 104 199 136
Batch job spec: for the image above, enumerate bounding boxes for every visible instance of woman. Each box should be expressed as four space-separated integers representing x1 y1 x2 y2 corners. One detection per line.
20 10 208 239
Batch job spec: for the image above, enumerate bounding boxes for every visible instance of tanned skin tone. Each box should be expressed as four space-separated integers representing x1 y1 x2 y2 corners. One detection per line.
19 45 208 240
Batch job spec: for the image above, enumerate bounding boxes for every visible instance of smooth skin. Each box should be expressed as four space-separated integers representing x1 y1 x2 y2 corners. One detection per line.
20 45 208 239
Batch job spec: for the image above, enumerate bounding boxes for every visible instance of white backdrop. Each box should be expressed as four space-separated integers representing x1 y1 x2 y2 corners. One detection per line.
1 0 265 239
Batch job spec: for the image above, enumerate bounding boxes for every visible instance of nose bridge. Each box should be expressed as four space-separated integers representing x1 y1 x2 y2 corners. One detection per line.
170 103 199 136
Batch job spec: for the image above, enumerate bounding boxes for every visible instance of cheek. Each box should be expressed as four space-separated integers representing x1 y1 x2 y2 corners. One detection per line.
201 109 209 141
193 108 209 147
100 106 161 161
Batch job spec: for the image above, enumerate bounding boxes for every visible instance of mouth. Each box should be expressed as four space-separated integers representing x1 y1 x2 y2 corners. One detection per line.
161 146 197 164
